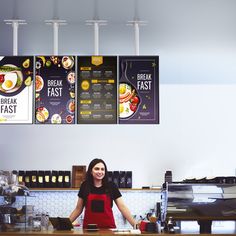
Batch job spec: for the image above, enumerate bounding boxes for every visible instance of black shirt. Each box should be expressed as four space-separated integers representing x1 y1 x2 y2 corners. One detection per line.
78 181 122 207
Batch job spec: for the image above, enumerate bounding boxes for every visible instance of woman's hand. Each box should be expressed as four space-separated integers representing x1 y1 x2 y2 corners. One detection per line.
69 197 84 223
114 197 136 228
134 220 142 229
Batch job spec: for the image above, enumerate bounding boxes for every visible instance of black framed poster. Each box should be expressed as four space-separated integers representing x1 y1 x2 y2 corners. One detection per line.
77 56 117 124
119 56 159 124
0 56 33 124
35 56 76 124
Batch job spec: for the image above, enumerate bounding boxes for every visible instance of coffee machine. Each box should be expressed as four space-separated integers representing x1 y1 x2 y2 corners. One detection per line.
0 171 30 231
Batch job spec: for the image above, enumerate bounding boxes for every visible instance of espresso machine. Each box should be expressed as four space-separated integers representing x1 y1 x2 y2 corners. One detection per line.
0 171 30 231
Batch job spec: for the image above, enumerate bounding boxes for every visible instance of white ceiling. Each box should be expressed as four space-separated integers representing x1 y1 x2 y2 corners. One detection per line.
2 0 157 23
0 0 235 26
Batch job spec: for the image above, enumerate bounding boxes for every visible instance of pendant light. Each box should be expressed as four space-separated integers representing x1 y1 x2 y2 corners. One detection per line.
127 0 147 55
127 20 147 56
45 19 67 55
4 19 27 56
86 0 107 55
86 20 107 55
4 0 27 56
45 0 67 55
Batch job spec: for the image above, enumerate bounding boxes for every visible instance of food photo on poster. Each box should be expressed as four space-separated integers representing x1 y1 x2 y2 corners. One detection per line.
77 56 117 124
119 56 159 124
0 56 33 124
35 56 75 124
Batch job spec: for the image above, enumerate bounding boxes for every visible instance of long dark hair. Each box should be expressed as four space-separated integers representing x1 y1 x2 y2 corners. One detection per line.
83 159 111 202
86 158 109 186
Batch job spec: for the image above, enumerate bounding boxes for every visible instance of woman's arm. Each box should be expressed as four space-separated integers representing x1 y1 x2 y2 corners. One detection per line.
69 197 84 223
114 197 136 227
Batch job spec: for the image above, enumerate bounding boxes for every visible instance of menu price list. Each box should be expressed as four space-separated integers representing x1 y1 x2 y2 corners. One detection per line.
77 56 117 124
0 55 160 125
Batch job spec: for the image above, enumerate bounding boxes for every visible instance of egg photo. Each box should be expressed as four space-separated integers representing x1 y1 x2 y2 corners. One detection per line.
0 64 23 94
1 72 17 91
119 83 132 100
35 75 44 92
119 101 134 119
119 83 140 119
51 114 62 124
62 56 74 69
36 107 49 123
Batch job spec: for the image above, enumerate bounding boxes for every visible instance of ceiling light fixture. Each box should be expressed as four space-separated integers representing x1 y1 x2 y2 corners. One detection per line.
45 19 67 55
4 19 27 56
86 20 107 55
127 20 147 56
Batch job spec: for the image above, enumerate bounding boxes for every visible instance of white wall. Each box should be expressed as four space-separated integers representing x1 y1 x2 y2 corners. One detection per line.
1 0 236 187
1 84 236 187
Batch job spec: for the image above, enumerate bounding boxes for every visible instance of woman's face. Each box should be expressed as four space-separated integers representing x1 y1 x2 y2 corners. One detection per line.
91 162 106 181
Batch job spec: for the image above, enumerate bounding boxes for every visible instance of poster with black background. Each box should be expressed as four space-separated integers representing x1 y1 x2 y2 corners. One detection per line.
0 56 33 124
119 56 159 124
35 56 75 124
77 56 117 124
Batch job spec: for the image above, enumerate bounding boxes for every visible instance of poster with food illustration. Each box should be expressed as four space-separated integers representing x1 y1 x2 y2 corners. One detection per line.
0 56 33 124
119 56 159 124
77 56 117 124
35 56 75 124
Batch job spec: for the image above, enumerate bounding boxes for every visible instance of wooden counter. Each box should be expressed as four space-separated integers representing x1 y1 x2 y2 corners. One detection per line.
0 229 235 236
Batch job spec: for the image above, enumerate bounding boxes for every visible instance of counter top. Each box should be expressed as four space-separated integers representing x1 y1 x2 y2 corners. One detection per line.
0 229 235 236
28 188 161 192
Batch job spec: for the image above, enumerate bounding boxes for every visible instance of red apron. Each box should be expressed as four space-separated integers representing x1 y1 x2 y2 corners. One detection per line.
83 193 116 228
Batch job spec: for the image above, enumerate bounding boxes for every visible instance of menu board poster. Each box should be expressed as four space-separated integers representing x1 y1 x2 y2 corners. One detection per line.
77 56 117 124
119 56 159 124
35 56 75 124
0 56 33 124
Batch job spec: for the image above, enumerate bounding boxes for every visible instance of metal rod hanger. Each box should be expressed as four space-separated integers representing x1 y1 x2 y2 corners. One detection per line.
86 19 107 56
4 19 27 56
127 20 147 56
45 19 67 56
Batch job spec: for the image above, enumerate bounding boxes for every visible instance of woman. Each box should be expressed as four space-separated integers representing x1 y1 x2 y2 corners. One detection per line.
69 158 136 229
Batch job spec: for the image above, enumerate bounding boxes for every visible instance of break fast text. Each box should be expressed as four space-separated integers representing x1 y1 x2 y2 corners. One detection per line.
0 98 17 113
137 74 152 90
47 80 63 97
